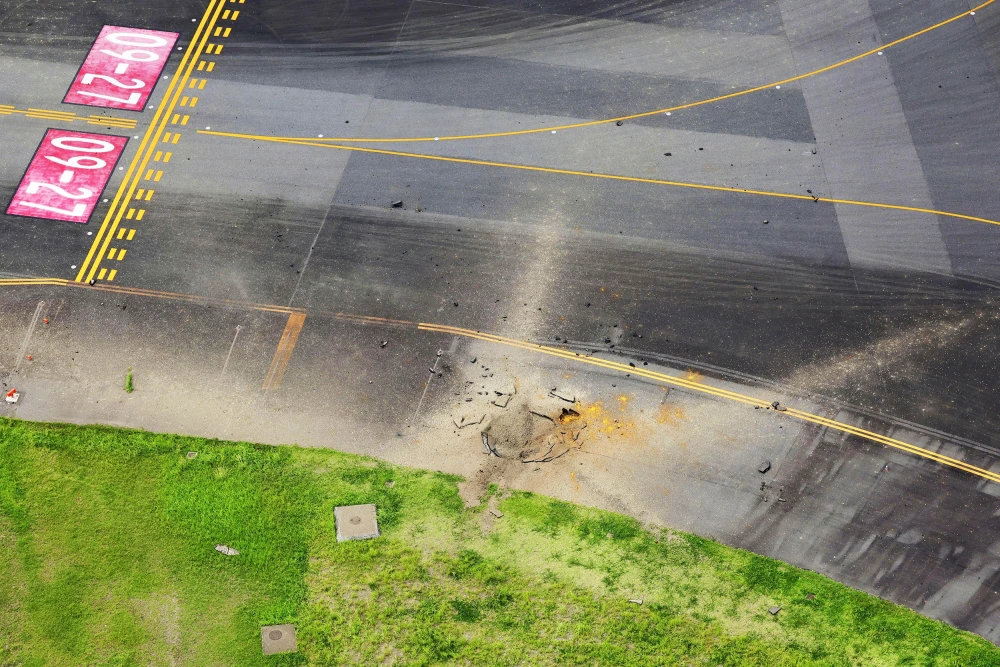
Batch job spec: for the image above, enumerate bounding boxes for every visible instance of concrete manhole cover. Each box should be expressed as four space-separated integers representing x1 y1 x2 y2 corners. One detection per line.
261 624 296 655
334 504 380 542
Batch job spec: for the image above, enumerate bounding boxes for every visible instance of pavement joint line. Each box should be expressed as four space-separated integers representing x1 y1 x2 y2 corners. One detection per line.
246 0 995 144
3 278 991 484
75 0 228 284
197 133 1000 228
11 301 46 374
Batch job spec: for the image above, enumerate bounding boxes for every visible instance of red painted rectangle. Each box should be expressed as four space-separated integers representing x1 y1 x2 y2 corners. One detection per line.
6 129 128 223
63 25 179 111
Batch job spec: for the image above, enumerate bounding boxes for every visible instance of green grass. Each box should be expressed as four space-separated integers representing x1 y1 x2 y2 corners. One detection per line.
0 418 996 666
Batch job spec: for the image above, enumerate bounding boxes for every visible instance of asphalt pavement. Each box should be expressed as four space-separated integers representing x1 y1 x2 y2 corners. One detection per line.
3 0 1000 643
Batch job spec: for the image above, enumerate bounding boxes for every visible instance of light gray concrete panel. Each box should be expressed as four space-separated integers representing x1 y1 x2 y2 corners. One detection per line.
778 0 953 276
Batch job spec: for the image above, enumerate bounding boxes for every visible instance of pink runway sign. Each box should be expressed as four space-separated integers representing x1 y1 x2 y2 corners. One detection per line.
63 25 179 111
6 129 128 223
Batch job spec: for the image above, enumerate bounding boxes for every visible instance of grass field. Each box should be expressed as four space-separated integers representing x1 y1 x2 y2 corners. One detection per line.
0 417 997 666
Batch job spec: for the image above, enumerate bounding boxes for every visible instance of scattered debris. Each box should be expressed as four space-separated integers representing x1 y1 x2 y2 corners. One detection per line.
616 120 624 126
5 388 20 404
455 414 486 428
758 460 772 474
548 387 575 403
215 544 239 556
771 401 786 412
470 357 477 364
335 504 380 542
558 407 580 422
768 606 781 615
391 200 403 208
481 432 499 456
664 152 672 156
811 147 818 155
385 480 395 488
379 340 387 348
806 593 816 600
261 624 297 656
489 509 504 518
628 599 643 605
186 451 198 459
763 219 769 225
530 410 555 422
492 394 512 408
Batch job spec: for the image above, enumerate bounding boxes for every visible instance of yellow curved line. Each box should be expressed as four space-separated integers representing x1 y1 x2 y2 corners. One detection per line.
418 323 1000 484
197 131 1000 227
269 1 992 144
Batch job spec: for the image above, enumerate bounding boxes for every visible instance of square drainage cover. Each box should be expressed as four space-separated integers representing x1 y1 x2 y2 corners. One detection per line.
261 624 296 655
335 504 380 542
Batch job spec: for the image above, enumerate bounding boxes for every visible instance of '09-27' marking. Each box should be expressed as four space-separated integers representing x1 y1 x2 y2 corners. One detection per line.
6 129 128 223
63 26 179 112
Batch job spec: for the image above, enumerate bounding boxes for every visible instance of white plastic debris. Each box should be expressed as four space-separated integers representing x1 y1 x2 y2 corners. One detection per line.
215 544 239 556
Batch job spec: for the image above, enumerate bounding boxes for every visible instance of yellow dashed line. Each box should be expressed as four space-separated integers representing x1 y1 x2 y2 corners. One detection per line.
189 97 198 108
198 79 207 90
117 249 128 260
153 171 164 182
135 210 145 221
181 96 190 106
98 268 109 280
162 152 172 163
171 133 181 144
180 115 189 126
126 229 136 241
144 189 154 200
206 62 215 72
117 228 126 240
126 209 135 220
75 0 227 284
222 27 231 37
197 61 206 71
107 269 117 281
